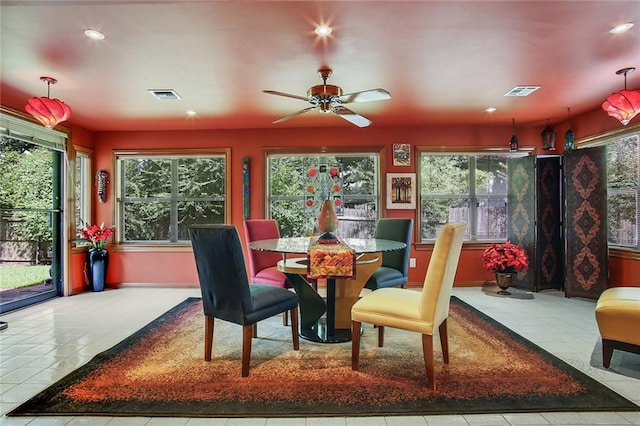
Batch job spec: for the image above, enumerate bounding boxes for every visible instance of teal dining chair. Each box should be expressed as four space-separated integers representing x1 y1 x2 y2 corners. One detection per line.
364 218 413 291
189 224 300 377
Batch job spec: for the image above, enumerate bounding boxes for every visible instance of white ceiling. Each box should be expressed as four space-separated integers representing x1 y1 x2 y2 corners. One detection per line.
1 0 639 132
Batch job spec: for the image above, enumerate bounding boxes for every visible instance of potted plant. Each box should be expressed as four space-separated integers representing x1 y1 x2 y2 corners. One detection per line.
482 241 529 295
78 222 114 292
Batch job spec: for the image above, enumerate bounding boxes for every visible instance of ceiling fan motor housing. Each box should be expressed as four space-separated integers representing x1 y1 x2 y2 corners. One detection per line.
308 84 343 112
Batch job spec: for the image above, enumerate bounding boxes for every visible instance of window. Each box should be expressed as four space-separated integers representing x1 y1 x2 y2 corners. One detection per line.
74 148 91 238
607 132 640 248
266 150 381 238
418 151 508 242
115 150 230 244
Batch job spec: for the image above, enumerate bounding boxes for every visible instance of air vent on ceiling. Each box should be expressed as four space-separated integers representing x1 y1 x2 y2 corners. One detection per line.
504 86 541 97
148 89 181 100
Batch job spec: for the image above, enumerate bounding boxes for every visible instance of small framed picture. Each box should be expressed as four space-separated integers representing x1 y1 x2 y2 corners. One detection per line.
386 173 416 210
392 143 411 166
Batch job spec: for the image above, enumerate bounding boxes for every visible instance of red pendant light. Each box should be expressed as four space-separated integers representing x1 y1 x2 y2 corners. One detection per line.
601 67 640 126
25 76 72 128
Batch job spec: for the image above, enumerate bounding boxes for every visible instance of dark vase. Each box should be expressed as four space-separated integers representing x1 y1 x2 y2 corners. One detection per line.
495 272 512 295
86 248 109 292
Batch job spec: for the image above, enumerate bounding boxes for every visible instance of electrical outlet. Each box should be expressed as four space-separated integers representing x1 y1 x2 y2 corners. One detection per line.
409 258 416 268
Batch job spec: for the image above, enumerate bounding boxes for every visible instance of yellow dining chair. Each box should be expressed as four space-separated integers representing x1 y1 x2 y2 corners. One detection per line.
351 222 466 390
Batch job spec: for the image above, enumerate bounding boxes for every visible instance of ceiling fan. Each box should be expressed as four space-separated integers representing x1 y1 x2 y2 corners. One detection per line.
263 68 391 128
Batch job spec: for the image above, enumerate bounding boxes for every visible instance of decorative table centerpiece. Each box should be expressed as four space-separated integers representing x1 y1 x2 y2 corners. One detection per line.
79 222 114 292
482 241 529 295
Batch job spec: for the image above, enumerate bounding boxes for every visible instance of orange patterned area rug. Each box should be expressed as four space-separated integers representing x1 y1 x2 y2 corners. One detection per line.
9 297 637 418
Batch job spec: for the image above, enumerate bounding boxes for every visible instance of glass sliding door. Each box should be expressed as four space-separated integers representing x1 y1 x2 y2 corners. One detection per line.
0 138 63 313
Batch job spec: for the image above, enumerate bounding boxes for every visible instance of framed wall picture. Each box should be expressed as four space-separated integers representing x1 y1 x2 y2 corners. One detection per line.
386 173 416 210
392 143 411 166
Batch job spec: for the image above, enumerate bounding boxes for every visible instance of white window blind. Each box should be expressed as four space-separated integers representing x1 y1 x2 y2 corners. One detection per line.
0 112 67 152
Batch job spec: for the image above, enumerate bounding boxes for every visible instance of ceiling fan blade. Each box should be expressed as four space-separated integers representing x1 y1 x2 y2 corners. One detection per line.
338 88 391 104
272 106 317 124
263 90 310 102
332 106 372 128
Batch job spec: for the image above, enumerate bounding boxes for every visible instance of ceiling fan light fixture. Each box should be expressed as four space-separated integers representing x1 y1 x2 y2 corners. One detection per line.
601 67 640 126
263 68 390 128
24 76 72 128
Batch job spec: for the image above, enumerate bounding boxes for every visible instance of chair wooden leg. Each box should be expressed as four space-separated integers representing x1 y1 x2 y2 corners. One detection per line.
242 325 253 377
439 319 449 364
252 323 257 338
282 310 289 327
351 320 361 370
204 316 214 361
422 334 435 390
290 307 300 350
377 325 385 347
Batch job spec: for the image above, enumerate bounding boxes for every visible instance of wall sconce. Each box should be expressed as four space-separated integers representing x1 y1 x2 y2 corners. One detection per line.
541 120 556 151
509 118 519 151
25 76 72 128
564 107 574 151
601 67 640 126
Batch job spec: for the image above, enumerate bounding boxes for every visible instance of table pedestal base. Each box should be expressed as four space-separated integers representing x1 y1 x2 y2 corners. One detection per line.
301 319 352 343
278 253 381 343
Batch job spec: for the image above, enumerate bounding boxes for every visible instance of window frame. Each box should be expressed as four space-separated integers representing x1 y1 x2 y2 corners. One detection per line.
113 148 230 248
73 146 92 246
579 123 640 255
263 146 385 238
416 146 534 246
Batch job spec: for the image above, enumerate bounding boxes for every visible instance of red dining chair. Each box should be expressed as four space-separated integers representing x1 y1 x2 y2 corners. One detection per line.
243 219 292 325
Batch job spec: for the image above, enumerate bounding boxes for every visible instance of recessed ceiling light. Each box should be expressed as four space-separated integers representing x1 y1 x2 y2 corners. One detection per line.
485 107 497 113
610 22 634 34
84 29 105 40
315 25 332 36
186 110 197 117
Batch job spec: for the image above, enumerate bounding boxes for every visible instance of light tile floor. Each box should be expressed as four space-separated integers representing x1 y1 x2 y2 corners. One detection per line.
1 286 639 425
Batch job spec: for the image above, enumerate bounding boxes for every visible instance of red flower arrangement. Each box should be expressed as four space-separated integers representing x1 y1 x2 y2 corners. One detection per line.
79 223 114 250
482 241 528 273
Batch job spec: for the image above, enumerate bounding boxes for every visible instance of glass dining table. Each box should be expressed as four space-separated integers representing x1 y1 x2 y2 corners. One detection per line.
248 237 406 343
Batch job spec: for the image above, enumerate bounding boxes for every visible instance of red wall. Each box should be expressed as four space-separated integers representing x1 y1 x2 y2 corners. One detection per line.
4 99 638 290
87 120 640 289
90 125 541 288
67 123 96 294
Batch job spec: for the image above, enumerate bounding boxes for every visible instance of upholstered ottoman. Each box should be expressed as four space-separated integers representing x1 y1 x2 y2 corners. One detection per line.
595 287 640 368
